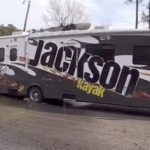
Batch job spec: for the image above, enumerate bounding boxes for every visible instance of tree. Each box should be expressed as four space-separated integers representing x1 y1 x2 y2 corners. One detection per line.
125 0 144 29
141 2 150 28
0 24 21 36
42 0 89 27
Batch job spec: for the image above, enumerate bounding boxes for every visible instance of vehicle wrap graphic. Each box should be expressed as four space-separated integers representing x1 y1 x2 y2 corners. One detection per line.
0 75 25 92
27 39 140 97
76 78 105 98
1 36 150 101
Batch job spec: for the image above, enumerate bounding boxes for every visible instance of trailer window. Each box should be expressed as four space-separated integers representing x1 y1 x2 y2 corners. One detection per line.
86 44 114 62
10 48 17 61
0 48 5 62
133 46 150 65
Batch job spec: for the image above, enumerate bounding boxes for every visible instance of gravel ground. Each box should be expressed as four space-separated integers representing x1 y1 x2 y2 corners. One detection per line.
0 96 149 150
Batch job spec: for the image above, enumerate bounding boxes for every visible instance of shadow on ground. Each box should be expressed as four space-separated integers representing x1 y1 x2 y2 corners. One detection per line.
0 94 150 121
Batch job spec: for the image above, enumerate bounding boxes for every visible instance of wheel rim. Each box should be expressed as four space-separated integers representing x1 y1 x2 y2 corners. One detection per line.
30 89 41 102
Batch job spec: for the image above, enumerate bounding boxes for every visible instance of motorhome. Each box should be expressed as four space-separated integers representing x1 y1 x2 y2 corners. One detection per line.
0 23 150 109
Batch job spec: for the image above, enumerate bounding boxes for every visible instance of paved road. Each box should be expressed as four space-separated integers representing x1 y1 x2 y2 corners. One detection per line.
0 96 150 150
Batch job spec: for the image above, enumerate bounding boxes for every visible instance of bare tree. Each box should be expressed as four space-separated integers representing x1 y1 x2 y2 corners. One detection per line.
42 0 89 27
125 0 144 29
141 2 150 28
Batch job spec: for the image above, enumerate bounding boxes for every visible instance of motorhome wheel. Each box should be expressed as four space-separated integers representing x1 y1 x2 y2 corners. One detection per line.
28 86 43 103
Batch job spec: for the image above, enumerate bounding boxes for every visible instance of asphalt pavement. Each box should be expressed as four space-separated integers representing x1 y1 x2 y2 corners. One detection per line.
0 96 149 150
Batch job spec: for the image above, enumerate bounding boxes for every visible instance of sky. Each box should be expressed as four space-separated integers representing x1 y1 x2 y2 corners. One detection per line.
0 0 149 30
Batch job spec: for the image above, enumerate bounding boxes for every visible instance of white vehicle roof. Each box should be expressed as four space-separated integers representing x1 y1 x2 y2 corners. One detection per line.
29 28 150 39
1 28 150 40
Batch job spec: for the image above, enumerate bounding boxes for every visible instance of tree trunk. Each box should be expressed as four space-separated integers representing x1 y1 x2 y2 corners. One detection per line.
135 0 138 29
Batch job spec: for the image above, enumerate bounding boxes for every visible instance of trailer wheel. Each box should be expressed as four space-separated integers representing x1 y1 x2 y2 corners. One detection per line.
28 86 43 103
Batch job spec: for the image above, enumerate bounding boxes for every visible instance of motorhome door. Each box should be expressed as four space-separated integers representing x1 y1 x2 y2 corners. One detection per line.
0 46 7 93
3 39 19 95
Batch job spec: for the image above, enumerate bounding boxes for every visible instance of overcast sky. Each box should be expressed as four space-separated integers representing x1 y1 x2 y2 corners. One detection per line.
0 0 149 30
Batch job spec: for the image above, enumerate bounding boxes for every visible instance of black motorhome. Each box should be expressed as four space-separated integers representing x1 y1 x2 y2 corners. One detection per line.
0 23 150 109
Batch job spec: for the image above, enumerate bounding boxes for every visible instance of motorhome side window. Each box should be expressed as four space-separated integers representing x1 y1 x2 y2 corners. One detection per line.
86 44 114 62
10 48 17 61
133 46 150 65
0 48 5 62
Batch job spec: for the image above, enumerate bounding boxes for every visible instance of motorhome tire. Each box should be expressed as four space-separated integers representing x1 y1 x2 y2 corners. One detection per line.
28 86 43 103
